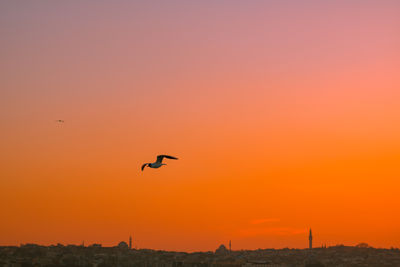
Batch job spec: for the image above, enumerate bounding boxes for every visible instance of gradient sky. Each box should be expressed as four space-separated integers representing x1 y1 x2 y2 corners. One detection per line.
1 1 400 251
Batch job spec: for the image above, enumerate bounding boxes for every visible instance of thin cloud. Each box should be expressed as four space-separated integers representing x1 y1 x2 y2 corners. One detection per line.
239 227 307 237
250 218 280 225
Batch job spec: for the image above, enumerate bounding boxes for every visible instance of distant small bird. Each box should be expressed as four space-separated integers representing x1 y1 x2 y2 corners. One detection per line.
55 120 64 123
141 155 178 171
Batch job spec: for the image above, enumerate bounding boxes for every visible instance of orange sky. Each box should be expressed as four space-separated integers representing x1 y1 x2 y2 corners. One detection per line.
1 1 400 251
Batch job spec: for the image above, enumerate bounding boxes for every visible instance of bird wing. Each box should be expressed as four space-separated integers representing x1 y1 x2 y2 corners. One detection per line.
156 155 178 163
141 163 148 171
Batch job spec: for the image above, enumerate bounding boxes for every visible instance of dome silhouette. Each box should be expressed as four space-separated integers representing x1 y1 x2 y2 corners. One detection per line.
215 244 229 255
117 241 129 249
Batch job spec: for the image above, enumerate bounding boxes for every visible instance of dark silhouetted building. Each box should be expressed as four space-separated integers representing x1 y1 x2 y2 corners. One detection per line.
309 229 313 249
215 244 229 255
118 241 129 249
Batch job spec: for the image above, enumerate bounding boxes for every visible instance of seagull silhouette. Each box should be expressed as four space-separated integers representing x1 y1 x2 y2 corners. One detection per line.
55 120 65 123
141 155 178 171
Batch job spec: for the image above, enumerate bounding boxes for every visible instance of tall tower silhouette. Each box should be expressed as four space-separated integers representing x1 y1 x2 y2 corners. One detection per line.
229 240 231 252
309 229 312 249
129 235 132 249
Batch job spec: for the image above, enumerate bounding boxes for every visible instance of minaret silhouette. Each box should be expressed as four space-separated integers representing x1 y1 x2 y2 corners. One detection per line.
309 229 312 249
129 235 132 249
229 240 231 252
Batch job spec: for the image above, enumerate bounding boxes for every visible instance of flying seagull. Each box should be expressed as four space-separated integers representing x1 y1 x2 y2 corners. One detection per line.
141 155 178 171
55 120 64 123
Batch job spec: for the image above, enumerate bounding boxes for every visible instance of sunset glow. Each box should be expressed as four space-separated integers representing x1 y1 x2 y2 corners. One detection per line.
1 1 399 251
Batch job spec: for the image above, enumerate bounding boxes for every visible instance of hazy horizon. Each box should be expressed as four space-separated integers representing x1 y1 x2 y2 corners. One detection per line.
6 239 392 252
